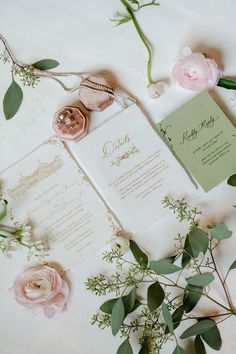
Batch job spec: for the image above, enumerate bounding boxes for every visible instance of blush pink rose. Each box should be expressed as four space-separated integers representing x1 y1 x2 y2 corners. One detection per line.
12 265 69 318
172 49 221 91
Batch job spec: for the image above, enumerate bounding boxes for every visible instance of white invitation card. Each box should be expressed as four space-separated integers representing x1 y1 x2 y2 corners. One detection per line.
73 105 195 233
0 138 117 268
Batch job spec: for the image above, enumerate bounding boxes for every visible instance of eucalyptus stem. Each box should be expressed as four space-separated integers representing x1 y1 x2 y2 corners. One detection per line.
169 282 232 313
120 0 153 85
0 34 24 69
216 313 233 325
209 240 233 311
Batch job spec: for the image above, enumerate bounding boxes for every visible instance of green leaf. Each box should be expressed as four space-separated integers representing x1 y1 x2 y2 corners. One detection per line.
182 234 198 267
3 80 23 119
147 281 164 312
111 298 125 336
117 338 133 354
217 78 236 90
180 319 215 339
111 15 131 26
194 335 206 354
172 345 187 354
162 303 173 333
184 285 203 313
33 59 59 70
227 173 236 186
139 342 149 354
186 273 214 287
210 222 232 240
100 294 141 315
130 240 148 267
123 287 136 315
116 17 132 26
188 227 209 255
0 199 7 221
100 298 117 314
200 321 222 350
150 258 181 275
172 305 184 330
229 260 236 271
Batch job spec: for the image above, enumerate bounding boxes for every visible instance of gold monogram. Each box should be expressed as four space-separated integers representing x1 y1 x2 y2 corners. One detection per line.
102 134 132 158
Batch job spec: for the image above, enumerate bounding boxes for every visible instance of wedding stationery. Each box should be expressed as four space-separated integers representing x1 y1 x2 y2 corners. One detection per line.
72 104 195 233
0 138 117 268
0 105 196 265
156 91 236 192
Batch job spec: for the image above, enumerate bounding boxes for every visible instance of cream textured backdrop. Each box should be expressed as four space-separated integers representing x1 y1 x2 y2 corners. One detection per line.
0 1 236 353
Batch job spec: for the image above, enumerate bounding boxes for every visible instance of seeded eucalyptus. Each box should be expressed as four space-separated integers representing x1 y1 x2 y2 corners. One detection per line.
86 197 236 354
0 34 59 119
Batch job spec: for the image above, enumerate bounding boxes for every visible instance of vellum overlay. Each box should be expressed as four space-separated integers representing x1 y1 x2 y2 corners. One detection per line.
0 138 117 267
73 105 195 233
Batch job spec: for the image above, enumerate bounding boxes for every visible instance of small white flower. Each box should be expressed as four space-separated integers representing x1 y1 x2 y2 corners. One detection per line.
110 235 130 255
148 81 167 99
22 225 32 233
2 237 18 256
20 224 33 244
27 238 49 262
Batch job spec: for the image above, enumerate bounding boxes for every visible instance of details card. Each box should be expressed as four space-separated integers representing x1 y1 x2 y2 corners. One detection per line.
157 91 236 192
73 104 195 233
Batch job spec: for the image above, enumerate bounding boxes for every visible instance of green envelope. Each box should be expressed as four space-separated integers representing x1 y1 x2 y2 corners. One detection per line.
157 91 236 192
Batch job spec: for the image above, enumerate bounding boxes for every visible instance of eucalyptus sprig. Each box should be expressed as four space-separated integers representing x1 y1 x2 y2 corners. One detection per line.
112 0 160 87
0 34 59 119
0 195 48 261
86 197 236 354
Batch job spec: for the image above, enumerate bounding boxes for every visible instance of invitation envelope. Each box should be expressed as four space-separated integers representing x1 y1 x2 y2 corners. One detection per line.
157 91 236 192
72 104 195 233
0 138 117 268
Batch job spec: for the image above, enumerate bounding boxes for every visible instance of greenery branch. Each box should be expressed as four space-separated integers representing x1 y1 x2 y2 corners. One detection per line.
0 33 59 120
86 197 236 354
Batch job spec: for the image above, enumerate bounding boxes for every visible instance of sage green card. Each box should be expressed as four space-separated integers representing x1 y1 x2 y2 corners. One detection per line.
157 91 236 192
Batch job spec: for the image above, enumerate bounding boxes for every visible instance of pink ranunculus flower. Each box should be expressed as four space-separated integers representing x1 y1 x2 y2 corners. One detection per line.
12 265 69 318
172 48 222 91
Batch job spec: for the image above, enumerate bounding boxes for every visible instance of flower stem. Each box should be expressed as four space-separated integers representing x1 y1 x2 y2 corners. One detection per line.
0 230 13 238
120 0 153 85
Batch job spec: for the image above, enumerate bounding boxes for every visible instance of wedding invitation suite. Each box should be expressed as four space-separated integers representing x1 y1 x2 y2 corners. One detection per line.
157 91 236 192
72 104 195 233
0 105 196 265
0 138 117 268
